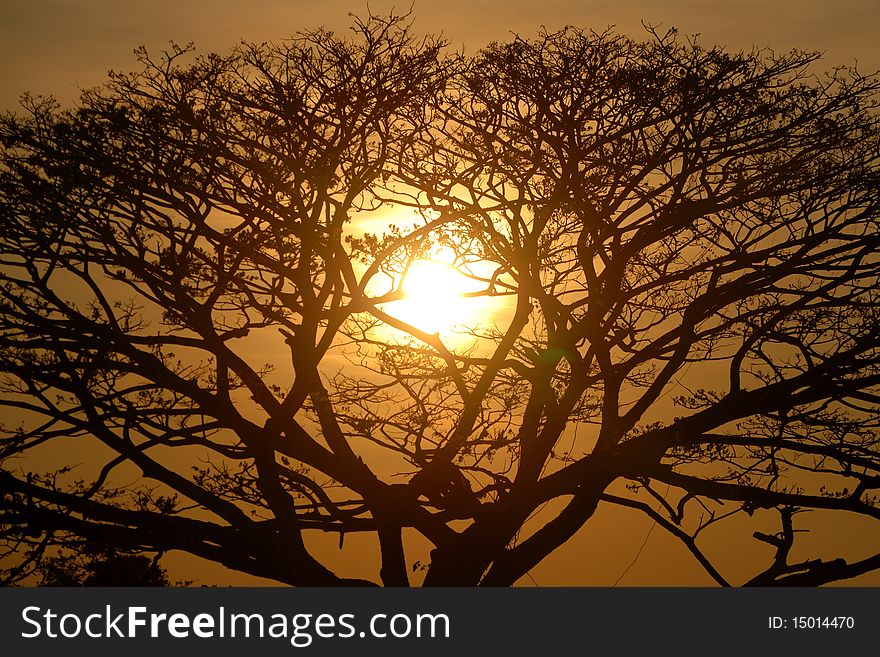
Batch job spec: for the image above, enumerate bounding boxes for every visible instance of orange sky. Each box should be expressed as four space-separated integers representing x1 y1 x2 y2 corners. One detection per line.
2 0 879 586
2 0 879 110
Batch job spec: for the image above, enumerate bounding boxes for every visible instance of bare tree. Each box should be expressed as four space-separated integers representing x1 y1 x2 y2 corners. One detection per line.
1 15 879 586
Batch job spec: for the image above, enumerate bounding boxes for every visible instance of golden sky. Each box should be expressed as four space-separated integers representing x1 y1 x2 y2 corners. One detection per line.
2 0 879 586
2 0 879 110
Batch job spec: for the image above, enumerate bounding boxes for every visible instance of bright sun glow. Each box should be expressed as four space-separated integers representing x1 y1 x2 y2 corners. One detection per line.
351 211 513 344
388 257 480 335
382 249 488 336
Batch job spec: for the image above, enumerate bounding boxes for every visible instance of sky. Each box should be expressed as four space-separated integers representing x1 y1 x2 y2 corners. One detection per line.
2 0 880 111
2 0 879 586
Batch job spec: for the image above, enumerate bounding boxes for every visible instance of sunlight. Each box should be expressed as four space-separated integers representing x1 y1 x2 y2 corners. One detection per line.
349 208 515 346
386 249 484 336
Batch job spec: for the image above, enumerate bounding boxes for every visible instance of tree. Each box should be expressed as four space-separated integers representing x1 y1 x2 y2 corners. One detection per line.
33 544 174 587
1 14 879 587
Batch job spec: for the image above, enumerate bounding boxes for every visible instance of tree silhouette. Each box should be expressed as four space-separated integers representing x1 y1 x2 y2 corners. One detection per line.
33 544 174 587
1 14 879 586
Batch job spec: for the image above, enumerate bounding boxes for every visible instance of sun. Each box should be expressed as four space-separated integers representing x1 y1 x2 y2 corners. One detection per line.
384 249 485 336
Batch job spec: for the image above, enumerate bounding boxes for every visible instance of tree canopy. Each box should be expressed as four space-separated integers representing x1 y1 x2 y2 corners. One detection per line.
33 544 174 587
1 14 879 586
